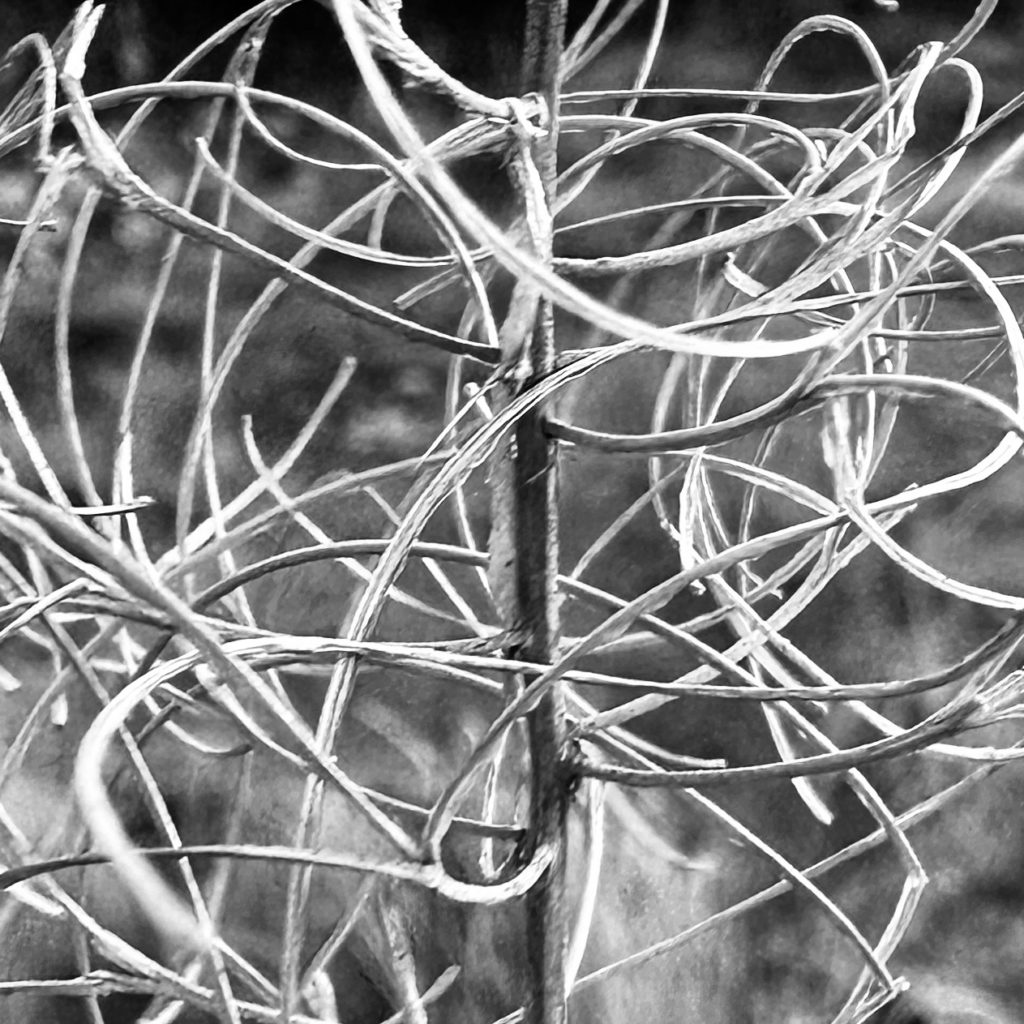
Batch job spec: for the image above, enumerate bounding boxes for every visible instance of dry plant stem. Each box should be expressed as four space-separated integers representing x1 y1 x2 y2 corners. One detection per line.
4 0 1023 1017
509 4 570 1024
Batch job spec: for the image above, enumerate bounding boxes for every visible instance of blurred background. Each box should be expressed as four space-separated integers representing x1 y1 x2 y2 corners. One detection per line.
2 4 1024 1021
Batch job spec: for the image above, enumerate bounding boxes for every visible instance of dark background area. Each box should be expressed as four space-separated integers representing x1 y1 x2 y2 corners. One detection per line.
5 1 1024 101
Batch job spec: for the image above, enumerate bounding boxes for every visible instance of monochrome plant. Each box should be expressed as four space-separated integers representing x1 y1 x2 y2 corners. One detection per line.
1 1 1023 1022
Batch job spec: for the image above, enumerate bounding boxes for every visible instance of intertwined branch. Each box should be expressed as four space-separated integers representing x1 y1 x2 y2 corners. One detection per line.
0 1 1023 1022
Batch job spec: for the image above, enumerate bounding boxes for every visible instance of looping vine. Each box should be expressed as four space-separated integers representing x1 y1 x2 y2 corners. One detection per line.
0 2 1022 1023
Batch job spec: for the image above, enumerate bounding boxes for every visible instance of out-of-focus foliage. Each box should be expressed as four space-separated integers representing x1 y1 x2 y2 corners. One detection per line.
2 2 1024 1023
